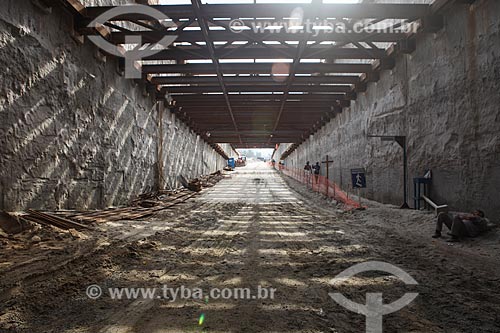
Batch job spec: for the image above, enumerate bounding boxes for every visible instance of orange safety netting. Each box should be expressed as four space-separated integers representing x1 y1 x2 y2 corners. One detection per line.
271 162 363 210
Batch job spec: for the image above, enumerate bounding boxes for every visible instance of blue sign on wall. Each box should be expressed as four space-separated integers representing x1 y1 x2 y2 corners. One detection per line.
228 158 235 168
351 168 367 188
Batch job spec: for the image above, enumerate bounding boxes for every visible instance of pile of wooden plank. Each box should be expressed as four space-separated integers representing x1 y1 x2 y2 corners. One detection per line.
22 210 92 231
129 189 181 207
62 189 197 224
22 171 226 229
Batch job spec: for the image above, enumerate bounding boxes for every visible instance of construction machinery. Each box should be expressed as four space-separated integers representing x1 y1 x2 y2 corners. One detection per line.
236 155 247 167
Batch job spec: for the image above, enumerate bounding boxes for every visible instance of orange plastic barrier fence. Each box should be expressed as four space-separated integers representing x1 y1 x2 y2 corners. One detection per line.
271 163 362 210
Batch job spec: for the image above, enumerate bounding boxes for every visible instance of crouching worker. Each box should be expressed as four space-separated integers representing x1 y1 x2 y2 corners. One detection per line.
432 210 489 242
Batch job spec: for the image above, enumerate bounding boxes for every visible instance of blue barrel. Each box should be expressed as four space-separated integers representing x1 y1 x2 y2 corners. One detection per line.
227 158 235 168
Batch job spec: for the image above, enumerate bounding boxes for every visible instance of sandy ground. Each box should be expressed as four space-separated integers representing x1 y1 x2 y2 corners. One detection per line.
1 161 500 333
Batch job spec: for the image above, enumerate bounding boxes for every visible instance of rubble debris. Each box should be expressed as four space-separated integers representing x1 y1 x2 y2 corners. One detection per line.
30 235 42 243
199 170 224 187
188 178 203 192
179 171 224 191
68 228 89 240
0 211 30 234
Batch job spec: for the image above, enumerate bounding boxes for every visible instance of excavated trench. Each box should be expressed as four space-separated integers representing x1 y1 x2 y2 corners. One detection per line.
1 162 500 332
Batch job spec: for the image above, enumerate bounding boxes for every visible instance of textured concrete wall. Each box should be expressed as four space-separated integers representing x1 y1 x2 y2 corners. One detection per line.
0 0 227 211
158 108 233 190
281 1 500 218
272 144 292 166
219 143 238 161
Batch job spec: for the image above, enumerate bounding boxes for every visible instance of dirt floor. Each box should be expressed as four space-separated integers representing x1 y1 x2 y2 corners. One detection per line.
1 161 500 333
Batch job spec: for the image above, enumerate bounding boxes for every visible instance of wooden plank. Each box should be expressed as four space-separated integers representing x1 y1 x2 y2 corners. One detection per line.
162 85 353 94
84 4 431 21
180 104 332 109
107 30 409 44
172 93 347 100
66 190 191 221
71 190 196 223
143 63 373 74
144 47 387 60
152 75 360 85
26 210 93 230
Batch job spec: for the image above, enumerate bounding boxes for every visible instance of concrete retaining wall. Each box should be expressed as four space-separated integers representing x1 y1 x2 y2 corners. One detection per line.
0 0 228 210
280 1 500 218
158 110 235 190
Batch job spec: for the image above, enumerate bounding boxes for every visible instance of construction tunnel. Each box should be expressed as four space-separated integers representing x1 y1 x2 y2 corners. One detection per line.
0 0 499 332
